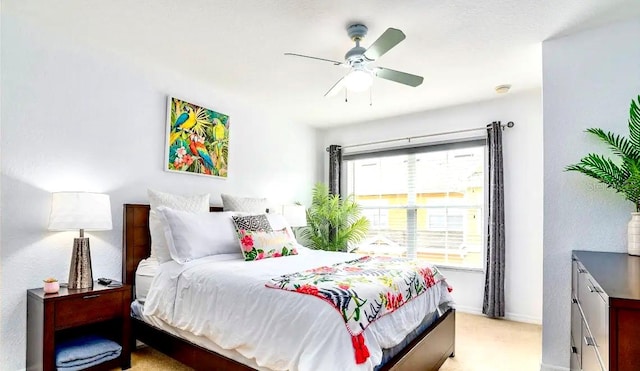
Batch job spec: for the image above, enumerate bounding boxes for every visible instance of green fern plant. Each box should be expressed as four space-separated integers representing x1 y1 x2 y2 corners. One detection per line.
566 95 640 211
299 183 370 252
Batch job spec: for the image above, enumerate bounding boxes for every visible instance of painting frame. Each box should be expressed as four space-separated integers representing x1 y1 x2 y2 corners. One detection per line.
164 96 230 179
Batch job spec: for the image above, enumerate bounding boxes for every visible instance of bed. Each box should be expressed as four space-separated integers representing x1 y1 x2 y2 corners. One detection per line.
122 203 456 371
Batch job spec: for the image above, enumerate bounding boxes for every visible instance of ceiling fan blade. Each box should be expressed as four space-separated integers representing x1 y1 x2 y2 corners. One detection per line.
284 53 344 66
374 67 424 87
324 77 346 97
364 28 406 60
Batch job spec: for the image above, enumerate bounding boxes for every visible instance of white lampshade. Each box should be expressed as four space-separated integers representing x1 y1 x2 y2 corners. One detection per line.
344 69 373 92
282 204 307 227
48 192 113 231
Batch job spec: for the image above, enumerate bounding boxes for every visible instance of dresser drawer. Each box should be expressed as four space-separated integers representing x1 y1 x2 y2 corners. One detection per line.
570 344 581 371
570 297 582 369
578 272 609 367
582 320 605 371
570 333 581 371
572 258 580 296
55 290 124 329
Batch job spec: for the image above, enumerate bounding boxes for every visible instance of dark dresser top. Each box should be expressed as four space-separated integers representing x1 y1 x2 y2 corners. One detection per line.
573 250 640 302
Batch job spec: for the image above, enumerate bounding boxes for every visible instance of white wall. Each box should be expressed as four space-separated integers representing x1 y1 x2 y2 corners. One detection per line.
0 16 318 370
541 18 640 370
321 89 543 324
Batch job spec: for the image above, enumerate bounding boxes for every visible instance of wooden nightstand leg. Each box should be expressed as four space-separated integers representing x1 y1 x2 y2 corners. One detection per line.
121 290 132 369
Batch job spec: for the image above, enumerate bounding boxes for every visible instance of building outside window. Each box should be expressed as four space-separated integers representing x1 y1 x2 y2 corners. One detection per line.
344 140 485 269
360 199 390 229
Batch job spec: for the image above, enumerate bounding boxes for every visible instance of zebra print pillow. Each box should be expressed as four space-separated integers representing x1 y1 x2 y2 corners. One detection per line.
232 214 272 233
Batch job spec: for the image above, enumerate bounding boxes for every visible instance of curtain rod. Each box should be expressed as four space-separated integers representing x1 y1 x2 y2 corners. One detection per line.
326 121 515 151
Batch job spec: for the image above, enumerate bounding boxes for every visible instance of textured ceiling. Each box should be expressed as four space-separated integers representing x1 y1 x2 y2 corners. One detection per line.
5 1 640 127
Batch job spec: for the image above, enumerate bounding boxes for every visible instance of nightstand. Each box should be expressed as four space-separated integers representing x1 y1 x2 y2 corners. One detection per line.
26 283 131 371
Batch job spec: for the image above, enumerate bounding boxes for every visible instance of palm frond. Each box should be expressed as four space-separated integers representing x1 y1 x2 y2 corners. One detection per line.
566 153 627 188
621 173 640 211
192 107 212 137
629 96 640 149
565 164 617 189
623 178 640 209
622 157 640 176
586 128 640 159
567 97 640 212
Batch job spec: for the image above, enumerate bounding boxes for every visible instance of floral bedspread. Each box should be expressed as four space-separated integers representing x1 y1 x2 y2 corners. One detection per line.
265 255 452 364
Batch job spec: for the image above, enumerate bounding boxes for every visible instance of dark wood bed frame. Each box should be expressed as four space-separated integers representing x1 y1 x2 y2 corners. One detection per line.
122 204 455 371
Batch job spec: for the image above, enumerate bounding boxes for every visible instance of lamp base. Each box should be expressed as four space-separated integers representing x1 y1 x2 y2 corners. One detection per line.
68 237 93 289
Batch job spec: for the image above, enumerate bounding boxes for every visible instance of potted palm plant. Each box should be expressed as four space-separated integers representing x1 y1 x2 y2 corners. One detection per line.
566 95 640 255
300 183 369 252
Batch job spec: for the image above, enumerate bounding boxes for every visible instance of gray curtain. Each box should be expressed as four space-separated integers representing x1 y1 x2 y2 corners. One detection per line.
327 145 342 248
328 145 342 196
483 122 506 318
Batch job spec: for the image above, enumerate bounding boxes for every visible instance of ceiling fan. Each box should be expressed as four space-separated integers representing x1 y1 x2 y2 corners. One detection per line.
285 24 424 97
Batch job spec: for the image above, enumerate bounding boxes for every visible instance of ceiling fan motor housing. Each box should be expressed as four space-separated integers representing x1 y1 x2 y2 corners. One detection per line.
345 46 368 65
346 24 371 65
347 24 368 41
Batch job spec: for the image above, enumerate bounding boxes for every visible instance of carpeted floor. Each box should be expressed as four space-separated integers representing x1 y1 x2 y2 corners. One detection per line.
439 312 542 371
124 312 542 370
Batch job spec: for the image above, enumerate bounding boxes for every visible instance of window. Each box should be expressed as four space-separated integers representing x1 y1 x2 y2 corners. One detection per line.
359 199 389 228
344 140 485 269
427 209 464 231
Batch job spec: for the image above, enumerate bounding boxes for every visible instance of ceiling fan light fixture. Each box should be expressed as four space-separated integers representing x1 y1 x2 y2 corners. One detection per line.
344 69 373 92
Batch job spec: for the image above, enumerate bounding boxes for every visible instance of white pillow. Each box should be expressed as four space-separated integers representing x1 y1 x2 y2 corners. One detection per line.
221 194 269 213
266 213 296 241
156 207 240 264
148 189 210 263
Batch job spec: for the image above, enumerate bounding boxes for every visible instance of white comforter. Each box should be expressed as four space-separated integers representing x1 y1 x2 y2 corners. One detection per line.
144 248 453 371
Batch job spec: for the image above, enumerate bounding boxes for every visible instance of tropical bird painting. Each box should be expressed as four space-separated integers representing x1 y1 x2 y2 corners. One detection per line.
166 97 230 177
189 133 214 175
169 106 196 145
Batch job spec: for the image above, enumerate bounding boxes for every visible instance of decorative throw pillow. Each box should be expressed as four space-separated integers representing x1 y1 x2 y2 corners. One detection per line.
266 213 296 241
156 207 240 264
231 214 272 232
232 214 297 261
236 229 298 261
221 194 269 213
148 189 210 263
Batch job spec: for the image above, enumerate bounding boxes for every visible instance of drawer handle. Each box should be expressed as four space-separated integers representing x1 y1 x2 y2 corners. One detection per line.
82 294 101 299
571 346 578 354
584 336 597 347
587 285 602 293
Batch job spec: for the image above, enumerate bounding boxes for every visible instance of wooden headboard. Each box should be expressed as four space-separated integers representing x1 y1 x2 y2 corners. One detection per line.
122 204 224 287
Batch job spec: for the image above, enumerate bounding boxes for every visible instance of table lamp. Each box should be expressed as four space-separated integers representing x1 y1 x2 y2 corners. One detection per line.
48 192 112 289
282 204 307 239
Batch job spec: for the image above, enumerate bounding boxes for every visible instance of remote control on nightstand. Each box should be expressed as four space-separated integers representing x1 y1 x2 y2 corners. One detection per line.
97 278 112 285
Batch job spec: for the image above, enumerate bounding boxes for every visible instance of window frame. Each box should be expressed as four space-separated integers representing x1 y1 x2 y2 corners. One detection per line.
343 138 487 272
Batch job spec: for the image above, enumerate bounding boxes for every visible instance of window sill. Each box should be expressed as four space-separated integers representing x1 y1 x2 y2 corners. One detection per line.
435 264 484 273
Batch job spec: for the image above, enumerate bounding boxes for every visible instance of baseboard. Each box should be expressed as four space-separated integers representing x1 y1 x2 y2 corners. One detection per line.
453 305 483 316
540 362 569 371
454 305 542 324
505 312 542 325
